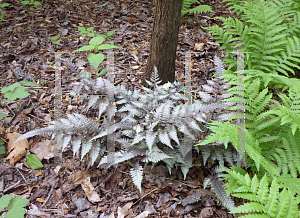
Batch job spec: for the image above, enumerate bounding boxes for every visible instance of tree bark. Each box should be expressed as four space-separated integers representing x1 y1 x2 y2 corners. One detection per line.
143 0 182 86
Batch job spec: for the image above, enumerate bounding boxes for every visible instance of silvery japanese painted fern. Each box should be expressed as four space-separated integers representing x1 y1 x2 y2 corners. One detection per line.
13 56 235 193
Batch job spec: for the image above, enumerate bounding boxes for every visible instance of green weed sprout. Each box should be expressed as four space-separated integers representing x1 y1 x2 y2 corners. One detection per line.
0 112 9 154
0 81 41 129
48 34 60 45
73 30 118 76
78 26 96 37
0 2 11 20
21 0 42 6
0 195 29 218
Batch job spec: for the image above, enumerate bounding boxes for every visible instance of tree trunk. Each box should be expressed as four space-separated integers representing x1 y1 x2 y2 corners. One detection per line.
144 0 182 86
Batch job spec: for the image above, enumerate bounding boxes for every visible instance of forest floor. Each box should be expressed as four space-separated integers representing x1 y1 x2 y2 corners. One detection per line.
0 0 240 217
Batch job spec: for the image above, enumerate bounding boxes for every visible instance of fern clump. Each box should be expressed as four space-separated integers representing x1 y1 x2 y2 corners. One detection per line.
196 73 300 214
193 0 300 214
12 56 235 193
93 62 234 190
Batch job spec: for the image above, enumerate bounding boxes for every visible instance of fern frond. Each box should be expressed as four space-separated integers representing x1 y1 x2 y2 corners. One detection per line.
275 36 300 76
130 163 143 192
207 0 300 76
201 143 243 167
181 0 199 16
203 166 236 211
98 150 143 168
224 168 299 217
142 150 172 163
184 5 213 16
267 128 300 178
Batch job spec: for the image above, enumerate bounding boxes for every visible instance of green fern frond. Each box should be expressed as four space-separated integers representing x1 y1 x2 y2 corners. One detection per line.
181 0 199 16
277 175 300 202
267 128 300 178
207 0 300 76
275 36 300 76
184 5 213 15
181 0 213 17
224 168 299 217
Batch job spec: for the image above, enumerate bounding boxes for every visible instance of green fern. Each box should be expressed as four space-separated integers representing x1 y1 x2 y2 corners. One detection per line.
196 75 300 199
267 127 300 178
206 0 300 78
181 0 213 17
223 167 300 218
222 69 300 92
196 0 300 213
262 87 300 135
196 78 287 173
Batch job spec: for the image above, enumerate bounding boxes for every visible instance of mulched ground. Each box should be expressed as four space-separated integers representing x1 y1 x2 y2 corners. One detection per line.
0 0 241 217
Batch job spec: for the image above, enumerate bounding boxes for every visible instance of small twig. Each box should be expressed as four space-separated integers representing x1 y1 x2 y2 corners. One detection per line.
28 96 36 109
26 86 49 89
42 184 54 207
27 113 50 125
16 168 27 184
96 167 117 189
212 207 224 218
3 180 21 193
4 102 15 116
15 99 25 131
167 177 202 188
133 186 161 206
116 169 130 175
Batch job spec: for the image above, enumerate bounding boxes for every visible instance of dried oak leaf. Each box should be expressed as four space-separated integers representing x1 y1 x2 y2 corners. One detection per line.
5 132 29 165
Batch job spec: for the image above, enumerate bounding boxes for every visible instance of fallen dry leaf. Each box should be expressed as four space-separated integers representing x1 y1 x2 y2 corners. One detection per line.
67 170 90 186
194 43 205 51
36 198 45 203
117 202 133 218
63 170 101 203
31 139 54 160
35 171 42 177
81 176 101 203
5 132 29 165
131 65 139 70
